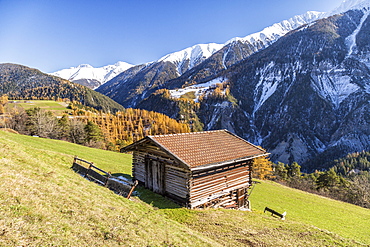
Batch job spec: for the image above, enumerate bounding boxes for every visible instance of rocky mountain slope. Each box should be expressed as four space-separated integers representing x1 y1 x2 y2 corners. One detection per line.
97 1 370 170
45 0 370 170
221 8 370 170
0 63 125 113
96 11 324 108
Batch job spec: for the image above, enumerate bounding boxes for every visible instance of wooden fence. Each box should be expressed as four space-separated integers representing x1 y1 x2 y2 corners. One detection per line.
71 156 138 198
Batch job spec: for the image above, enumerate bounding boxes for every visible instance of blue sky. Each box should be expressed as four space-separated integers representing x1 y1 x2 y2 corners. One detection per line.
0 0 342 73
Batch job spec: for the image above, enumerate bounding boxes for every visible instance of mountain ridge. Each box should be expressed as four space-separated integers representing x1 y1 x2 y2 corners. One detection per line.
0 63 125 113
50 61 133 89
98 2 370 170
17 0 370 169
53 10 324 90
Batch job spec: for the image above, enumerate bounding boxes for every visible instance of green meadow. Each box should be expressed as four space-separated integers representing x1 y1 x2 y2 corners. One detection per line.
0 130 369 246
6 100 71 115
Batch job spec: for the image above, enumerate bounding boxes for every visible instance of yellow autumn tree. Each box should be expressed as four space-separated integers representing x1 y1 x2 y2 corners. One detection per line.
0 95 9 114
252 155 273 180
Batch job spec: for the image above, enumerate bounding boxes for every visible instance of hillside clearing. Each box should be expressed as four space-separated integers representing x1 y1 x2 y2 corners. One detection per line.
6 100 71 116
0 131 369 246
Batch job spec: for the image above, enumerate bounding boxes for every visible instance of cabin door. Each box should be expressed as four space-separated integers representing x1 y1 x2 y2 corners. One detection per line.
236 187 247 208
145 158 165 194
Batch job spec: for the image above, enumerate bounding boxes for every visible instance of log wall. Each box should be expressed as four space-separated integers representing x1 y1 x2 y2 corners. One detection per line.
189 161 252 209
131 142 253 209
131 146 190 205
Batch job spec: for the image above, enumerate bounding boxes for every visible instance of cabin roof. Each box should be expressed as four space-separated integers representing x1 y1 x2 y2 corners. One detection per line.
122 129 268 169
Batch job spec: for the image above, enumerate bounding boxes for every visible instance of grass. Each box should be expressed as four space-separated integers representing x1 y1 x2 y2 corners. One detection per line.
0 130 132 175
0 131 218 246
0 130 369 246
249 180 370 244
6 100 71 116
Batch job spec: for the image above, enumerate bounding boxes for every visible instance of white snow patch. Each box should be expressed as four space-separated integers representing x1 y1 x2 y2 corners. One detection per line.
226 11 325 48
311 70 360 107
253 62 281 114
345 8 370 57
365 83 370 94
222 46 232 69
327 0 370 16
214 101 231 108
169 77 226 102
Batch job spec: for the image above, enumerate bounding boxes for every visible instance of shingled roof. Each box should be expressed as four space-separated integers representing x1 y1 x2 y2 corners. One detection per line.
122 130 268 169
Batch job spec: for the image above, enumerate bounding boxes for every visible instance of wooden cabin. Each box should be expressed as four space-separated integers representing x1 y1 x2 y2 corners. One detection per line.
121 129 268 209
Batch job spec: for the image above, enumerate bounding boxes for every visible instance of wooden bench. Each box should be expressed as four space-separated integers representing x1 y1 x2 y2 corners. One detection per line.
264 207 286 220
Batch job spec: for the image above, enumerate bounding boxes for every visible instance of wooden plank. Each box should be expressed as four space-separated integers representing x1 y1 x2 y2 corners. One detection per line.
191 172 249 192
192 166 249 184
190 183 251 201
191 172 248 190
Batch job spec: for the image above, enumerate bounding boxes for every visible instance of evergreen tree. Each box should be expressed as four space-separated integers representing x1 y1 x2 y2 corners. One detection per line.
273 162 289 180
57 114 71 140
288 162 301 178
316 168 348 190
84 121 104 144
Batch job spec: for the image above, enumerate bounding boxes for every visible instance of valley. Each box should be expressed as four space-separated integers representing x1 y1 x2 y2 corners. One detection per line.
2 0 370 246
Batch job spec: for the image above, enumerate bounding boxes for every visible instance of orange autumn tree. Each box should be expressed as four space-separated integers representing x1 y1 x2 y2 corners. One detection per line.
0 95 8 114
252 150 273 180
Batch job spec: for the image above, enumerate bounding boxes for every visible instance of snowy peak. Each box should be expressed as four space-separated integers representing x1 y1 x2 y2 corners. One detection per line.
51 61 133 89
77 64 94 69
226 11 325 47
52 10 326 87
158 43 224 75
160 11 325 75
328 0 370 16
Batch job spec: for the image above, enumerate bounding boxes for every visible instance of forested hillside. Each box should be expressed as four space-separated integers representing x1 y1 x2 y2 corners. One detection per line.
0 63 124 113
1 98 189 151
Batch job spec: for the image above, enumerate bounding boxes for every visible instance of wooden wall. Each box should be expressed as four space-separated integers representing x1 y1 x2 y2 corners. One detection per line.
189 161 252 209
132 148 190 205
131 142 253 209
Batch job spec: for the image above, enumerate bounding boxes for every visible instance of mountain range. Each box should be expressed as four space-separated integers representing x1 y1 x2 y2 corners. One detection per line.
51 11 324 90
50 61 133 89
31 0 370 170
0 63 125 113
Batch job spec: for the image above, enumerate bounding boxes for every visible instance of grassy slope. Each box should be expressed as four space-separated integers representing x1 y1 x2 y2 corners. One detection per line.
0 131 218 246
249 180 370 244
0 131 369 246
6 100 71 116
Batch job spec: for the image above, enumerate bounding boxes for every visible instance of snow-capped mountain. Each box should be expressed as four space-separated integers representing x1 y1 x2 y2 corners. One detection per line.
59 9 324 92
158 11 324 75
225 11 325 50
98 10 324 108
158 43 224 75
50 61 133 89
98 0 370 171
328 0 370 16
